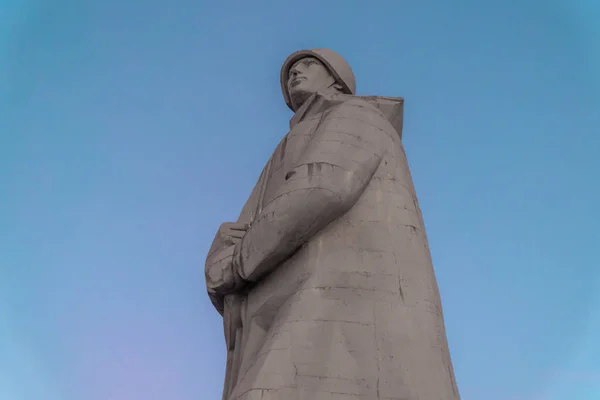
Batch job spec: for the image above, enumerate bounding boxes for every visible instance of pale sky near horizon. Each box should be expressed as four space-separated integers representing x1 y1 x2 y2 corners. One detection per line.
1 1 599 399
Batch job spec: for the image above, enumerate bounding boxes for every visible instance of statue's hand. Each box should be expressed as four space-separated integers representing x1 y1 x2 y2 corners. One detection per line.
206 244 246 297
216 222 248 247
205 222 249 314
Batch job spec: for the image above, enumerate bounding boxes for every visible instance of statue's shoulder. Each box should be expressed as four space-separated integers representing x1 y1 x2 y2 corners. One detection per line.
317 93 382 115
336 95 405 139
305 92 404 138
334 97 383 115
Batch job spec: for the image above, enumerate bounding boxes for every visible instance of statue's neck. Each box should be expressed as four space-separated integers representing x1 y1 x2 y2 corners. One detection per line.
291 86 341 112
289 93 318 129
289 90 352 129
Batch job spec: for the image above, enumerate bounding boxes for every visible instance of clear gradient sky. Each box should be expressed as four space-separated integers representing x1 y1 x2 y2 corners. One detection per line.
1 1 599 399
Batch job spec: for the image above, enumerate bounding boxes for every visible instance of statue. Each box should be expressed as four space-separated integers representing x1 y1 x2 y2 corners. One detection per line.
205 48 461 400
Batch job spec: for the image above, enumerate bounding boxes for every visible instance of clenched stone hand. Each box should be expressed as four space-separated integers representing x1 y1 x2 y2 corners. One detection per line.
205 222 248 313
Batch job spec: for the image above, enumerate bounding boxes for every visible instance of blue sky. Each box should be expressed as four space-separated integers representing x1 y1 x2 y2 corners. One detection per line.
1 1 599 399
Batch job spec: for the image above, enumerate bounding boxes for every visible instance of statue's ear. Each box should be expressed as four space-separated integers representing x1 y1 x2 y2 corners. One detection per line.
332 82 344 91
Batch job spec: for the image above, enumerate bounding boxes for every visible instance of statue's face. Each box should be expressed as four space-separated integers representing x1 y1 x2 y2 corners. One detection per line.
287 57 336 103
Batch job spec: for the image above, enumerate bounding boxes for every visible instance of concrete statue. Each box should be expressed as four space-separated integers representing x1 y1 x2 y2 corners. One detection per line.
205 48 461 400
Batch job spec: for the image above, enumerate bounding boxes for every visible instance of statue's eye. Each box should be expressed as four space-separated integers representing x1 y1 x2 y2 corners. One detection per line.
307 60 317 66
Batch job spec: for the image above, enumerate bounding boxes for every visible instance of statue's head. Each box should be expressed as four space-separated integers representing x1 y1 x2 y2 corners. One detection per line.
280 48 356 111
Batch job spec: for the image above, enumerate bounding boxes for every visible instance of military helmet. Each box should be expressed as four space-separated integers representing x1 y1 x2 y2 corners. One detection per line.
280 48 356 110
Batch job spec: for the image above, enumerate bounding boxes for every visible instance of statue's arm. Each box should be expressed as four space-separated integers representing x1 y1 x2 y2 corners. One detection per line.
206 162 267 259
204 161 268 314
233 99 393 283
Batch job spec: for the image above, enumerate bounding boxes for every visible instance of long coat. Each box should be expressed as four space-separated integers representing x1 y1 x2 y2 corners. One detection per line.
206 92 460 400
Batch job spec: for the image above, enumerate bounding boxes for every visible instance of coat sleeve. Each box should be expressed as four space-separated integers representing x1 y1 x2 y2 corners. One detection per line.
204 157 269 314
205 167 264 260
233 99 394 283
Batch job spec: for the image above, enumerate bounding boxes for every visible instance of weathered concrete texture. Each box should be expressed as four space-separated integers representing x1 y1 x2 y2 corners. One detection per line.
205 49 460 400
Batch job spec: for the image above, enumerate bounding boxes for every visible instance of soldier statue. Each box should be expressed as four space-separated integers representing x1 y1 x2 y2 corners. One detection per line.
205 48 461 400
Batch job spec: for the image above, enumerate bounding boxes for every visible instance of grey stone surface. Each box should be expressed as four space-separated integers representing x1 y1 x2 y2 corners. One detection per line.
205 48 461 400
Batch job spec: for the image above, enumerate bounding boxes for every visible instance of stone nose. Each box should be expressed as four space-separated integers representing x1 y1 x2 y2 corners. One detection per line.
290 63 307 76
